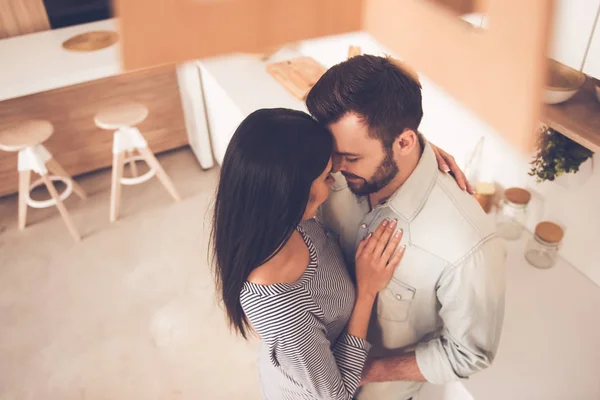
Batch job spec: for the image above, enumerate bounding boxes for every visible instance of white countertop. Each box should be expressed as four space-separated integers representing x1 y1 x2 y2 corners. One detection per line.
461 232 600 399
0 19 122 101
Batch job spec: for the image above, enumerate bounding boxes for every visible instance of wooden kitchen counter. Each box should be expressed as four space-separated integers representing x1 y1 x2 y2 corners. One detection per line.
0 65 188 197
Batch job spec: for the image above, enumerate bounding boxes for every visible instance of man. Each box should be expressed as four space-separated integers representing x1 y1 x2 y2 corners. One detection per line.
306 55 505 400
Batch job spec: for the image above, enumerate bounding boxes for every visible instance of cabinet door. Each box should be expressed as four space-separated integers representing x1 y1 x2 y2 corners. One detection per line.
549 0 600 70
583 10 600 79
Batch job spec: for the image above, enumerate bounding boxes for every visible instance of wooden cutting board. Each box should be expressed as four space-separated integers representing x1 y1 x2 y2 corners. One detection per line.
62 31 119 52
266 57 327 100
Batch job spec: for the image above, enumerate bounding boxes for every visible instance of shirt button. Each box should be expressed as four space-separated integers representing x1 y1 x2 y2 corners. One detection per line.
396 294 402 300
361 223 367 229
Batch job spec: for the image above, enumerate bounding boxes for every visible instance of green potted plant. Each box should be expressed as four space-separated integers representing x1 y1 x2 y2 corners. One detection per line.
529 125 594 186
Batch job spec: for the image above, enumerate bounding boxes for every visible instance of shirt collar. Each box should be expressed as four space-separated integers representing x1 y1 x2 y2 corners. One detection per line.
385 139 438 221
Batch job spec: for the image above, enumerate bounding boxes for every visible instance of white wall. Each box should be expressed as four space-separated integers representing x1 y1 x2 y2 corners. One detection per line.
420 79 600 287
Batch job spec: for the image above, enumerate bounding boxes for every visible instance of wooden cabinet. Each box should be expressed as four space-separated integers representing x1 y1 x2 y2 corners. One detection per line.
549 0 600 71
0 66 188 197
583 13 600 79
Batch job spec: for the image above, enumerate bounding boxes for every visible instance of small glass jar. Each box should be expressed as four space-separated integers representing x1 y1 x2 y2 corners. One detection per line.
525 221 564 269
496 187 531 240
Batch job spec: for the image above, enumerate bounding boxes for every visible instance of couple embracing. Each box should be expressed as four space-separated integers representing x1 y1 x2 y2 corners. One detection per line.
212 54 505 400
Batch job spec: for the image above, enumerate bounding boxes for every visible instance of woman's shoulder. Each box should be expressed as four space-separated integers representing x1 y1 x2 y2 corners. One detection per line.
246 231 312 287
240 282 319 335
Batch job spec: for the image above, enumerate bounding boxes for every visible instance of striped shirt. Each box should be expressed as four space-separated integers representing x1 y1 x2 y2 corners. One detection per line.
240 219 371 400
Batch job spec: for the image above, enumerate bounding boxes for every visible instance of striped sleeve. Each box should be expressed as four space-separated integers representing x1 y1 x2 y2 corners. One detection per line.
274 306 371 400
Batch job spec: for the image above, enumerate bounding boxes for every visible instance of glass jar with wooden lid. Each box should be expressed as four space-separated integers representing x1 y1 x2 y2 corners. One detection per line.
496 187 531 240
525 221 564 269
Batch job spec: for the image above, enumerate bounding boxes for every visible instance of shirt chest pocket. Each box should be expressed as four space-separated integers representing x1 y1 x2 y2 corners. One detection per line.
377 278 416 322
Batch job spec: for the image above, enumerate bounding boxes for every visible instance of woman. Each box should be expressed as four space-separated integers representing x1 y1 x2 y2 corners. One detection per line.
212 108 466 399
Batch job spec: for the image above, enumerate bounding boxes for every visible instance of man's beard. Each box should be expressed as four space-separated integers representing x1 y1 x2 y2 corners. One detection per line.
342 149 398 197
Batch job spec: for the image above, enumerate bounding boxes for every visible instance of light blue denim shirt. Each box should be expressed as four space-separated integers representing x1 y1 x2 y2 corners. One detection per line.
319 141 506 400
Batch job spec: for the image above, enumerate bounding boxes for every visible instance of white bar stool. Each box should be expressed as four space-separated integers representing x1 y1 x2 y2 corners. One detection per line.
94 103 181 222
0 120 86 242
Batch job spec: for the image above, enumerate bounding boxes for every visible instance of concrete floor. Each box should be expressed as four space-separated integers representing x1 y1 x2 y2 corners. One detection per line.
0 148 261 400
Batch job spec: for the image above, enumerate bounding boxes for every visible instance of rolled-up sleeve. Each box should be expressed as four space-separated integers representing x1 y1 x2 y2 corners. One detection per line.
415 238 506 384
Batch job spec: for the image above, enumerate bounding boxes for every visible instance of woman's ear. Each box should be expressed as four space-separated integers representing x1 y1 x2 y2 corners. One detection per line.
395 129 419 155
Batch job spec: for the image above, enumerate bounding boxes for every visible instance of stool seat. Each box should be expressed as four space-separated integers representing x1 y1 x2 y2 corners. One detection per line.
0 120 53 152
95 103 149 130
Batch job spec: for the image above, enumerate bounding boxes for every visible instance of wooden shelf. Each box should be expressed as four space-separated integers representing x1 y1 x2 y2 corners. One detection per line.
542 78 600 153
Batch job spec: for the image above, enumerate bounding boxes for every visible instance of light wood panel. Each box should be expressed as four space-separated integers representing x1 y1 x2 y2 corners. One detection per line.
0 0 50 39
0 66 188 198
114 0 363 71
364 0 553 153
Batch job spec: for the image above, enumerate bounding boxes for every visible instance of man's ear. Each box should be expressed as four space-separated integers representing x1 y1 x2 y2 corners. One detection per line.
395 129 419 155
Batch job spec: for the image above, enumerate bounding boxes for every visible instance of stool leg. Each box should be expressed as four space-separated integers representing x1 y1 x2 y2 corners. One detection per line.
138 147 181 201
41 174 80 242
110 151 125 222
127 150 139 177
45 158 88 200
18 170 31 230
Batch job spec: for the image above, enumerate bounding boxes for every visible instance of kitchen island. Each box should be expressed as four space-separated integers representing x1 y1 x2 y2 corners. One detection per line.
0 18 213 197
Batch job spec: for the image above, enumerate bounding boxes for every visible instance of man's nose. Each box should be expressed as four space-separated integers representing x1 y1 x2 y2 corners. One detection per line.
331 155 342 173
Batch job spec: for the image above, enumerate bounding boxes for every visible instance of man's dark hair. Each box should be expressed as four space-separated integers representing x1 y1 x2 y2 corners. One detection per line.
306 54 423 146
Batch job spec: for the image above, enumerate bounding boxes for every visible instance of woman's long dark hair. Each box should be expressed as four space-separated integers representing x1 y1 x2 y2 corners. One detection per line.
211 108 333 338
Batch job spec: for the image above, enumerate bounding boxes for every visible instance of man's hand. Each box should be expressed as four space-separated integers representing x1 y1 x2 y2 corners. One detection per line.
430 143 474 194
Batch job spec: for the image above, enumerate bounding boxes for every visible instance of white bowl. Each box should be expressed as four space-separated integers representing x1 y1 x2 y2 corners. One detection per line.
544 88 579 104
544 59 586 105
